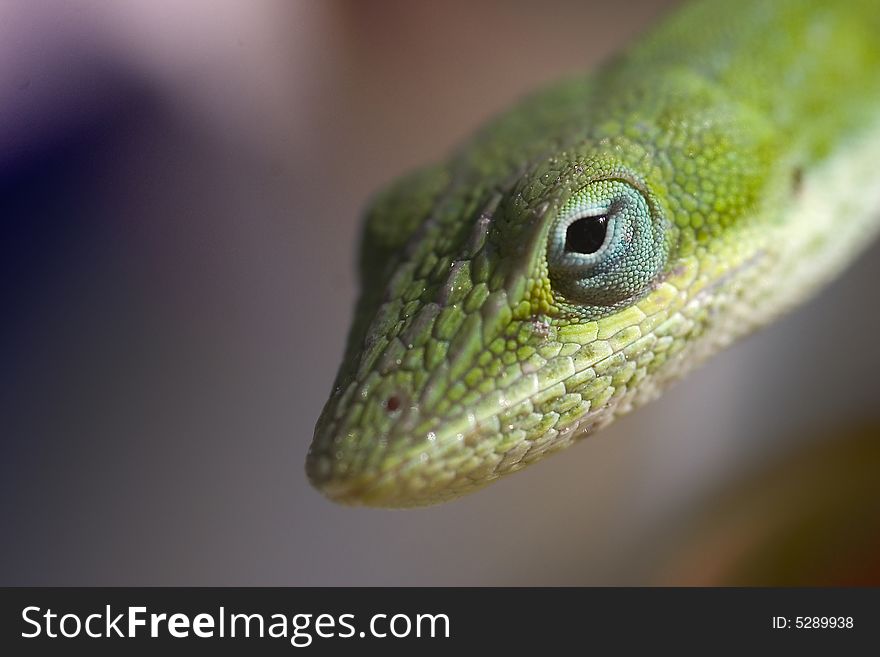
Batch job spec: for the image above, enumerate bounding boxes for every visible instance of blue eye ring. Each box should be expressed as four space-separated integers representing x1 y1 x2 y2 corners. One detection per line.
546 178 667 315
548 195 629 270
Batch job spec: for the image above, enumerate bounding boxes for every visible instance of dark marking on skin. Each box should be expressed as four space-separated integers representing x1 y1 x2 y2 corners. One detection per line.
792 167 804 196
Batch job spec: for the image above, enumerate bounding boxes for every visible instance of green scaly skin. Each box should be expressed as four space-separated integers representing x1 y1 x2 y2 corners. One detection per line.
307 0 880 507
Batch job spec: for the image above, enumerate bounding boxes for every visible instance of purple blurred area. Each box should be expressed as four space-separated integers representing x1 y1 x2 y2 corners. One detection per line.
2 0 878 585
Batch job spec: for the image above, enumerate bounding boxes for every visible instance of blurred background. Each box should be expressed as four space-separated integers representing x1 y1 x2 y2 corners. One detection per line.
2 0 878 586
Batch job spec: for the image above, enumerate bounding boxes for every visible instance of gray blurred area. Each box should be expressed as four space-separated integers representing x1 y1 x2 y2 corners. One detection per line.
2 0 878 585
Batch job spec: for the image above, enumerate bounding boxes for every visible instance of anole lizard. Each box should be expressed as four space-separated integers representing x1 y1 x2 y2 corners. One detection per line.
307 0 880 507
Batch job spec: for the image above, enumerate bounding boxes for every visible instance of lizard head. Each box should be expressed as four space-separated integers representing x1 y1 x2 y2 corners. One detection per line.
307 73 778 507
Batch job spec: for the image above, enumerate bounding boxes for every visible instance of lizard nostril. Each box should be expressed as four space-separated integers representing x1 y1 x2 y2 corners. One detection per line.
385 395 401 412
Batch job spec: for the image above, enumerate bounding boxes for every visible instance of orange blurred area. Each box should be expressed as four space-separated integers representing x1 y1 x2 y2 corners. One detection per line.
654 423 880 586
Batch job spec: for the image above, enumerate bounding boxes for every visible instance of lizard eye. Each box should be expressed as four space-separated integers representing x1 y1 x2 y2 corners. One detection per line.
564 215 609 255
547 179 666 314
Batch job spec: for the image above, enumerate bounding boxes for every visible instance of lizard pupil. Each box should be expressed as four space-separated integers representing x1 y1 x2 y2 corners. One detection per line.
564 216 608 255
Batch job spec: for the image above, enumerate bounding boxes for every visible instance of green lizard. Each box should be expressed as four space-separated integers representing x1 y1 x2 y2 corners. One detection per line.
306 0 880 507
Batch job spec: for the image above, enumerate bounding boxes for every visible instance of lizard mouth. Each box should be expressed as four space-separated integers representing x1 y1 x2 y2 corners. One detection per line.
305 434 470 508
305 466 382 506
304 307 631 507
306 377 598 508
308 394 473 506
306 392 524 508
